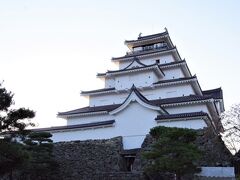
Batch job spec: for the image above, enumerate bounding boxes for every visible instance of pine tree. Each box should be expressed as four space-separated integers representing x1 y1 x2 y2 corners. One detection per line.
143 126 201 180
0 83 35 178
23 132 58 179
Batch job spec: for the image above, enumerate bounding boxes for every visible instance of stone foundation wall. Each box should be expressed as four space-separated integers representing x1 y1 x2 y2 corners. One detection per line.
195 128 233 167
53 137 124 180
0 128 233 180
133 127 233 173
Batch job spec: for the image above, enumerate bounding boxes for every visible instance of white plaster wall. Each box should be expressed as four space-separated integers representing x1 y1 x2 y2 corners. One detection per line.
53 102 211 149
89 93 127 106
53 102 160 149
197 167 235 178
51 126 117 143
89 83 195 106
114 71 157 90
157 119 207 129
162 67 184 80
67 114 114 125
104 66 185 91
165 104 211 117
158 54 175 64
105 78 115 88
122 135 146 149
144 84 195 99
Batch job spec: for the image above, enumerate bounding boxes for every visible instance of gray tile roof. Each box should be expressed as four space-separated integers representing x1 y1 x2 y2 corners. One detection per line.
125 31 168 43
58 88 218 117
155 111 209 120
97 63 164 77
81 87 115 94
58 104 119 116
151 95 213 106
158 60 186 68
202 88 223 99
153 76 196 85
97 60 186 77
33 120 115 132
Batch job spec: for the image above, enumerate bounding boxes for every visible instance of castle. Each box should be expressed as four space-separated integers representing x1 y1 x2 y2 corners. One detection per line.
39 29 224 150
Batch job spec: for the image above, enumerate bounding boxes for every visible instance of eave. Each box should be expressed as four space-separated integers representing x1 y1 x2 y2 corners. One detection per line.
58 95 218 119
81 87 115 95
97 64 165 78
111 47 182 62
161 98 213 107
58 111 109 118
155 111 209 121
32 120 115 133
81 76 201 96
96 59 191 80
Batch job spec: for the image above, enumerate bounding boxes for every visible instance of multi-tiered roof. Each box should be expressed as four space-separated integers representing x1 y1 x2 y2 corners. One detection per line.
56 29 224 136
29 29 224 150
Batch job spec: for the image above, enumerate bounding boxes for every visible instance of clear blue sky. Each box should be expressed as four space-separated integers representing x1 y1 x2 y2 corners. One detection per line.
0 0 239 127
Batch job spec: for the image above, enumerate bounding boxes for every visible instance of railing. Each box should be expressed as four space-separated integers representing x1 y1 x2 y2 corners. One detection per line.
126 44 168 55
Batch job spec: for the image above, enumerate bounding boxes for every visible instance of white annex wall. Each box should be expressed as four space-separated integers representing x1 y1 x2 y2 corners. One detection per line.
66 114 114 125
165 104 210 115
52 101 209 149
52 102 160 149
157 119 207 129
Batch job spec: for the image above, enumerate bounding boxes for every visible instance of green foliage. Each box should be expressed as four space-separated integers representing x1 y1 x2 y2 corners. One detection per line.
0 83 35 176
0 83 58 178
0 83 35 136
0 140 29 176
143 126 201 179
23 132 58 178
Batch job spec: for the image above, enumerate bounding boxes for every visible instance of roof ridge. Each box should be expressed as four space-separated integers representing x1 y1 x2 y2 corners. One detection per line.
124 30 168 43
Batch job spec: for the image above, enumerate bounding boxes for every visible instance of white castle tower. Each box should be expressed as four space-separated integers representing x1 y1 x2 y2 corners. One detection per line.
41 29 224 150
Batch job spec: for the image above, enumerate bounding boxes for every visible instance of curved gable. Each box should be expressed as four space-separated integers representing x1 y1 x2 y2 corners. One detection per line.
109 86 167 115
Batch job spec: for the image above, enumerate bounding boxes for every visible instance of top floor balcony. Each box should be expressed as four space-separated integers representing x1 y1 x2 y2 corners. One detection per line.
126 42 168 55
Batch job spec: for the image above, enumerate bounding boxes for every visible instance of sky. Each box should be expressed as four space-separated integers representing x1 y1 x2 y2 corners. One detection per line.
0 0 240 128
